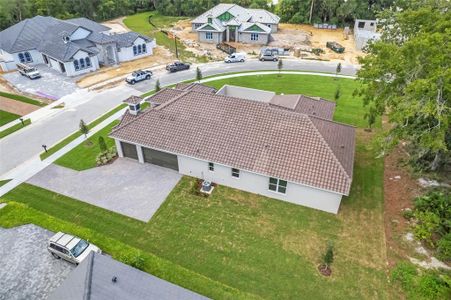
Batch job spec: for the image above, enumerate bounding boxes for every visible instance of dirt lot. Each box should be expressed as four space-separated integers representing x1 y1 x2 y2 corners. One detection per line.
102 17 130 33
172 20 364 64
0 96 39 115
76 47 174 88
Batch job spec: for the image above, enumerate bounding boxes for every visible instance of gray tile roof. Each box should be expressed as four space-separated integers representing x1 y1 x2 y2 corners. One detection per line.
248 9 281 24
111 89 355 195
49 253 208 300
0 15 153 62
239 22 271 34
270 95 336 120
66 17 111 32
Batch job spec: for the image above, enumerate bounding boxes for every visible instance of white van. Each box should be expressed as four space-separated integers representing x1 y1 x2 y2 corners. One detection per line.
224 52 246 63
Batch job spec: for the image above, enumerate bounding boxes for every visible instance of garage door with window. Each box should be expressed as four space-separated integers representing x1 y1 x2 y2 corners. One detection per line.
121 142 138 160
143 148 179 171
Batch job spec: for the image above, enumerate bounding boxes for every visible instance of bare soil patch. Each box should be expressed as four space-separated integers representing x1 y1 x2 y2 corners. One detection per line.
384 142 423 266
102 17 130 33
76 47 173 88
0 96 39 115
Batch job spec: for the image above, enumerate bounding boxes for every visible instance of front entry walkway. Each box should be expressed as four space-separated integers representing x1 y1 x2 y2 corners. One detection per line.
27 159 182 222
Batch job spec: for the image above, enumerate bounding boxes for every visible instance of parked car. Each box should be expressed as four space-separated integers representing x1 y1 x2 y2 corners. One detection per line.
17 63 41 79
326 41 345 53
125 70 152 85
259 49 278 62
166 61 190 73
48 232 101 265
224 52 246 63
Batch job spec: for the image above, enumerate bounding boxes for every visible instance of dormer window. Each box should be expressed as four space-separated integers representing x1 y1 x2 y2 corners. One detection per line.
207 17 212 24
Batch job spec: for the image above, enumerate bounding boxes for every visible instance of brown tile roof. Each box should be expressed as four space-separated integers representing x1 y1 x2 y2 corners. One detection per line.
145 88 187 106
270 95 336 120
175 83 217 94
111 91 355 195
123 95 142 105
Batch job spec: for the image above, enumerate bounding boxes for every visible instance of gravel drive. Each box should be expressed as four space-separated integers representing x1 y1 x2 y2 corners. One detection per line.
0 224 75 300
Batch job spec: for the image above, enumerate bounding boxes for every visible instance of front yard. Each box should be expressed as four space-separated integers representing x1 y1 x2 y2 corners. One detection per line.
0 74 393 298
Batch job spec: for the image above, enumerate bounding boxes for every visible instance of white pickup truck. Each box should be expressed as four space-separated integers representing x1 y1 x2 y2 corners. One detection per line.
17 63 41 79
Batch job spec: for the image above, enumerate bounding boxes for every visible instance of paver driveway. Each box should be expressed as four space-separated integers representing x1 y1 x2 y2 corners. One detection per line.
0 224 75 300
27 159 182 222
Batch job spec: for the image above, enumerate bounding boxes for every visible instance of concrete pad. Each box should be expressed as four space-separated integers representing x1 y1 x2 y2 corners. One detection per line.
27 159 182 222
2 64 79 99
0 224 75 300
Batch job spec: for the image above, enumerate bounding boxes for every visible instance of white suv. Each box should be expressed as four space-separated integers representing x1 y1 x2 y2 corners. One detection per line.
48 232 101 265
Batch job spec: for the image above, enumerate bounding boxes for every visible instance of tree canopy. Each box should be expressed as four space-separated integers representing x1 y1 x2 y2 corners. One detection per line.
357 0 450 171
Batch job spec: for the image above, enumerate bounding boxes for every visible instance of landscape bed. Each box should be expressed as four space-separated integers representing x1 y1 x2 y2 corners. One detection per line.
1 74 394 298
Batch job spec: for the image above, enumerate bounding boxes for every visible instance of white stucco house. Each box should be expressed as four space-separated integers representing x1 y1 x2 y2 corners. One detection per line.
354 19 381 50
111 83 356 214
191 3 280 45
0 16 156 76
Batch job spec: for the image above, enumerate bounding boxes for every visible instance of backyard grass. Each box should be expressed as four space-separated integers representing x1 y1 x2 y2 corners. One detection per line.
123 12 205 62
0 118 31 138
0 91 45 107
39 104 126 160
54 120 119 170
0 110 21 126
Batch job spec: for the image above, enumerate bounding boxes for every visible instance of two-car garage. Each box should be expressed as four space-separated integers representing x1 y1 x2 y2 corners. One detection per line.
120 141 179 171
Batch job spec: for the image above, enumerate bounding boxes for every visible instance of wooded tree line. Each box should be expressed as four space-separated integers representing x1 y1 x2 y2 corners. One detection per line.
0 0 152 30
0 0 395 31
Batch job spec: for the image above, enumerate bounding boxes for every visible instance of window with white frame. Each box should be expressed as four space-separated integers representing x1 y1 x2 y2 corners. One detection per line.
73 57 91 71
18 52 33 63
208 162 214 171
142 43 147 53
231 168 240 178
133 45 137 55
268 177 287 194
250 33 259 41
74 60 80 70
205 32 213 40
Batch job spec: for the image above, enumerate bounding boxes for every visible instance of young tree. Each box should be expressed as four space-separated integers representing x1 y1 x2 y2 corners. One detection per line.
98 136 107 152
356 0 450 171
335 62 342 79
277 59 283 76
323 242 334 271
79 119 89 138
155 79 161 92
196 67 202 82
334 85 341 103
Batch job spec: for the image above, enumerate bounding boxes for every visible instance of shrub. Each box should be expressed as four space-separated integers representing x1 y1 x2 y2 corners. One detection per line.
414 190 450 235
120 250 146 270
96 146 117 166
437 233 451 262
98 136 107 152
413 211 440 246
391 262 417 289
312 48 324 56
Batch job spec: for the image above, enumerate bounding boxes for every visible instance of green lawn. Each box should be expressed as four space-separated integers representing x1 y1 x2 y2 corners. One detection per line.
40 104 126 160
54 120 119 170
0 91 45 107
0 118 31 138
0 110 21 126
0 74 392 298
123 12 205 62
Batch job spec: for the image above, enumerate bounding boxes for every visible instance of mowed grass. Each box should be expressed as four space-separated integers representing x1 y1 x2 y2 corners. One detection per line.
54 120 119 170
0 110 21 126
123 12 203 62
0 118 31 138
0 91 45 106
1 74 390 298
206 74 370 128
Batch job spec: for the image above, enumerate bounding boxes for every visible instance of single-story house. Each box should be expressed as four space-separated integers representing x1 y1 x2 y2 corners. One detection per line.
0 16 156 76
48 252 207 300
110 83 355 214
191 3 280 45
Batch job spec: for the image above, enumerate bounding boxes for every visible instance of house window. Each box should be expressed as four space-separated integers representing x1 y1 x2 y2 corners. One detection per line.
268 177 287 194
208 162 214 171
79 58 85 69
266 24 271 28
205 32 213 40
24 52 32 62
133 45 137 55
231 168 240 178
74 60 80 70
85 57 91 67
358 22 365 29
18 53 25 63
137 44 142 54
251 33 259 41
142 44 147 53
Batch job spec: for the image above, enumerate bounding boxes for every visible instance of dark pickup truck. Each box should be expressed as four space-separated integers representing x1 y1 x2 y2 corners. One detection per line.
166 61 190 73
